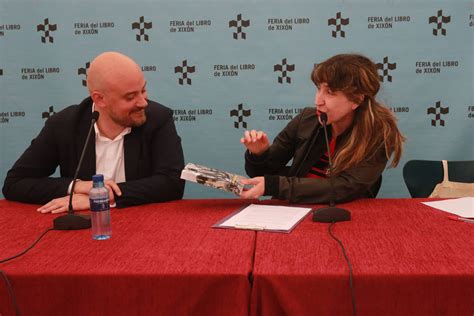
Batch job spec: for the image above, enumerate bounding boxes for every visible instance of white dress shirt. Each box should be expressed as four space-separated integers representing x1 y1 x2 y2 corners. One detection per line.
94 123 131 184
68 106 131 195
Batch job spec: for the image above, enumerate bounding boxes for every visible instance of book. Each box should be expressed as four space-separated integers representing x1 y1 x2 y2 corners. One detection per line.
180 163 244 195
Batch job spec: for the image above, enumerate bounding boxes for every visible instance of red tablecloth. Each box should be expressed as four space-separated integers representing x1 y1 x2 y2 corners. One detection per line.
2 198 473 316
0 199 255 316
250 198 474 316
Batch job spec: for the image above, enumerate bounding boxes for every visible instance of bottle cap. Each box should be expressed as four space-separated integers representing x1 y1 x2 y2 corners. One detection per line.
92 174 104 182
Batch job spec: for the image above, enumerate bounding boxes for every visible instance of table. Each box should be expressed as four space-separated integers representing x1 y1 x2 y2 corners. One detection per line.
250 198 474 316
0 199 255 316
1 198 473 316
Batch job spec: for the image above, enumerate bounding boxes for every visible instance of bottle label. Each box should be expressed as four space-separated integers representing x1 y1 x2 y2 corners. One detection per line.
90 198 110 212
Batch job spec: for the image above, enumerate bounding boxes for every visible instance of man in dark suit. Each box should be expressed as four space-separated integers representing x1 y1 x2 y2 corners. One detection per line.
2 52 185 213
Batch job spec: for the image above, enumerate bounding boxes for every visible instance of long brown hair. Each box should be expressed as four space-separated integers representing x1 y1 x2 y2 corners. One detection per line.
311 53 405 174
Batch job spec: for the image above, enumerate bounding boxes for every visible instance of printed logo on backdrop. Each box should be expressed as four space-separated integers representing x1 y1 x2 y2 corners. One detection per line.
213 63 255 78
132 16 152 42
78 62 90 87
427 101 449 126
367 15 411 30
0 110 26 124
389 105 410 114
42 106 56 120
328 12 349 38
37 18 57 43
415 60 459 74
230 104 251 128
470 14 474 27
268 107 304 121
141 64 157 72
467 106 474 119
274 58 295 84
169 19 212 33
429 10 450 36
376 57 396 82
175 60 195 85
73 21 114 36
229 14 250 40
267 17 310 31
0 23 21 37
20 67 60 81
172 108 213 122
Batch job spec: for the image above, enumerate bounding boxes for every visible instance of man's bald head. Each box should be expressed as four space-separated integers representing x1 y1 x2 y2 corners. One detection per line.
87 52 148 135
87 52 142 94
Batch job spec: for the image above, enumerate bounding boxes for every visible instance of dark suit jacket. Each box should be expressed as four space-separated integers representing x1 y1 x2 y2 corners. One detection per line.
2 97 185 208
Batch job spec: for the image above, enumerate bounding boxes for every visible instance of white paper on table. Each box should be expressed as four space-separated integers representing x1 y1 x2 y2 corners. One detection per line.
214 204 312 233
422 197 474 218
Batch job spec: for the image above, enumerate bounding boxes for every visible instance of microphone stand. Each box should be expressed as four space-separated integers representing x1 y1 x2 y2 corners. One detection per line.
53 111 99 230
313 114 351 223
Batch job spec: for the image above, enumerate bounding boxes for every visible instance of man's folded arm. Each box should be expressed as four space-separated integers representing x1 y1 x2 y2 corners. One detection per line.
2 118 70 204
115 174 184 208
3 173 72 205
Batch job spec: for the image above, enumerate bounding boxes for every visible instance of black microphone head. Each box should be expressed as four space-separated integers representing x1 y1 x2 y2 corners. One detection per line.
92 111 100 121
320 112 328 123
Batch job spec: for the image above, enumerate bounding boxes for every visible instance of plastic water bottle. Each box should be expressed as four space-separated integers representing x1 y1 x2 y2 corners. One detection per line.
89 174 112 240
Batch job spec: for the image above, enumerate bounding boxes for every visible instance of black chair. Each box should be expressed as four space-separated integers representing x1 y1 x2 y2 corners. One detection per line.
402 160 474 198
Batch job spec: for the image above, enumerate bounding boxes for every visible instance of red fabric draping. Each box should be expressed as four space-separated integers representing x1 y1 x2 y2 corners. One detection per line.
250 198 474 316
2 198 473 316
0 199 255 316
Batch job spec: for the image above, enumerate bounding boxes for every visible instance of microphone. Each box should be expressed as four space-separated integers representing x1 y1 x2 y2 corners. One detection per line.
312 112 351 223
53 111 100 230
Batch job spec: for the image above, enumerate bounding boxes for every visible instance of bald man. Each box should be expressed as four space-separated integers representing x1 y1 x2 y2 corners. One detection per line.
3 52 185 212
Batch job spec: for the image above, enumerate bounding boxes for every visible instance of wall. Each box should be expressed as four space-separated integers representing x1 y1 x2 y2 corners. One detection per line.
0 0 472 199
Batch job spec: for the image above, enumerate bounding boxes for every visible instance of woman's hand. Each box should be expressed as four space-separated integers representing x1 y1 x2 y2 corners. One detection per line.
240 130 270 156
239 177 265 199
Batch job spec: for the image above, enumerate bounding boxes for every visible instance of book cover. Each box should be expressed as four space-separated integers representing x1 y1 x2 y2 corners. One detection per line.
181 163 244 195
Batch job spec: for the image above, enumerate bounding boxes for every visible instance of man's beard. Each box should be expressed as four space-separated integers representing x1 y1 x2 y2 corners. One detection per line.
110 109 147 128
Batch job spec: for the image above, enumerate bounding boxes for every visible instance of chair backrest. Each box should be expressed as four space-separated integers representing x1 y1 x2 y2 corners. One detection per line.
402 160 474 198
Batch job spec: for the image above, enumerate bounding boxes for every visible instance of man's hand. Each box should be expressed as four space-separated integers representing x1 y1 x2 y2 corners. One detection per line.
74 180 121 202
240 130 270 156
37 193 90 214
239 177 265 199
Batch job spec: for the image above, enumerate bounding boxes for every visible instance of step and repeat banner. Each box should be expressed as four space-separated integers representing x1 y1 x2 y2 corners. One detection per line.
0 0 472 199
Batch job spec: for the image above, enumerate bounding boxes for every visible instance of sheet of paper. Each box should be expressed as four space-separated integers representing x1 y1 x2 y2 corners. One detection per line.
216 204 312 232
422 197 474 218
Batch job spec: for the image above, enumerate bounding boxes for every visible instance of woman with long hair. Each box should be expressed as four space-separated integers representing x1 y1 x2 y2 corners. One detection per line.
239 53 405 203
